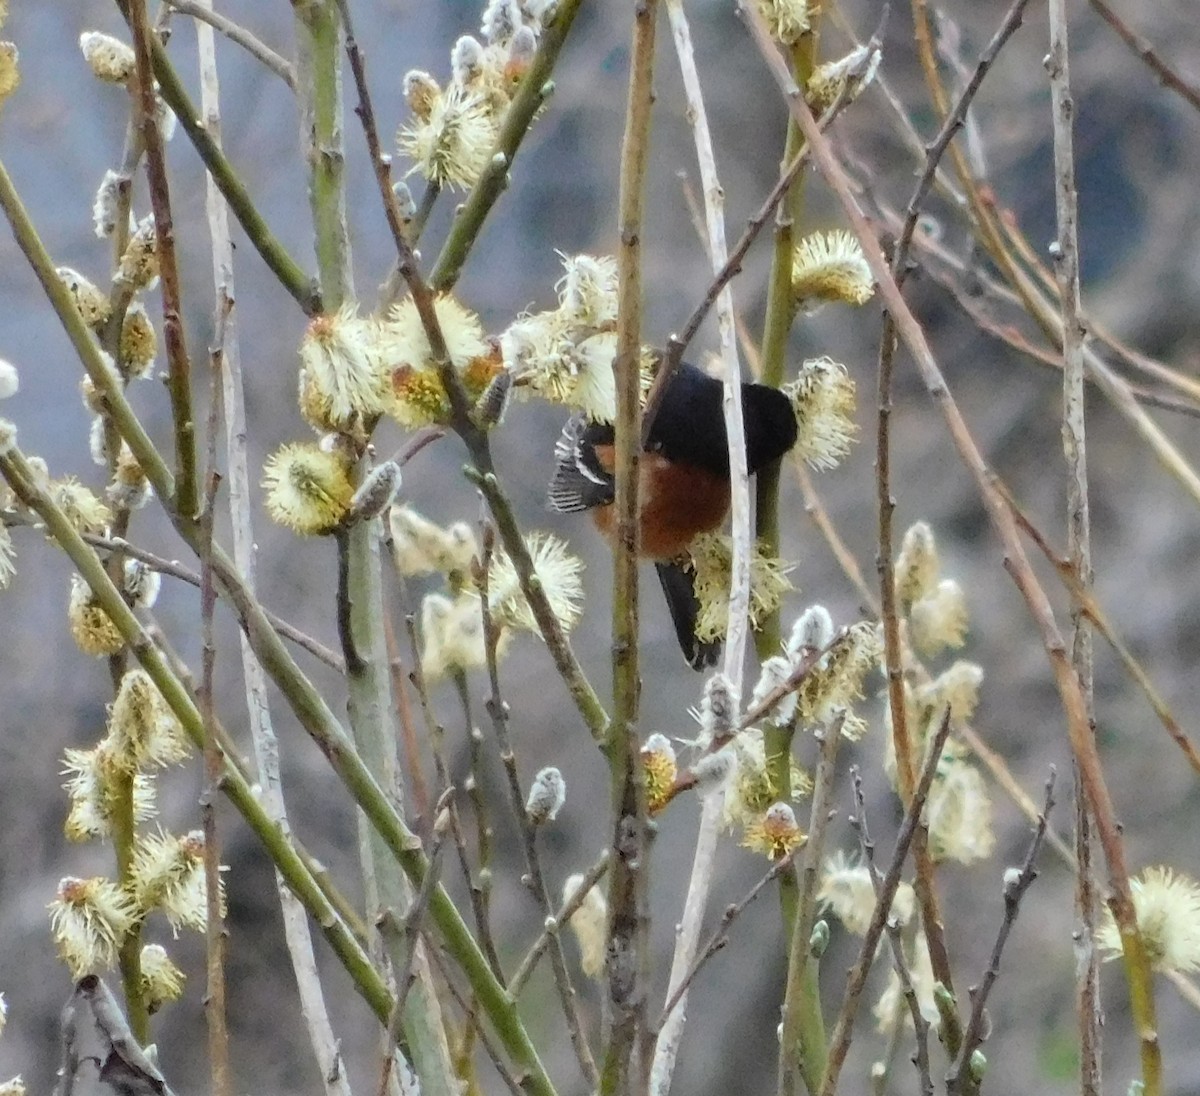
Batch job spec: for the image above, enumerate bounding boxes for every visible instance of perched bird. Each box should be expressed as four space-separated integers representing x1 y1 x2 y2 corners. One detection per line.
547 361 798 669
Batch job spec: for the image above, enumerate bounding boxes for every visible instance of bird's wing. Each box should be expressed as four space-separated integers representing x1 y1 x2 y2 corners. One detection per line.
547 414 615 513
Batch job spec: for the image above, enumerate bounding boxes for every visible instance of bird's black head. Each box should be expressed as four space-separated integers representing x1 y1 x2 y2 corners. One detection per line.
743 383 798 474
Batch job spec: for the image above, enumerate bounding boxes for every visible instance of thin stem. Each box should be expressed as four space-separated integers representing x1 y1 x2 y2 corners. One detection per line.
1085 0 1200 114
116 0 320 314
1046 0 1105 1090
128 0 198 520
169 0 297 89
852 774 933 1096
777 721 840 1096
509 852 611 996
602 1 658 1091
818 712 953 1096
739 26 1161 1090
0 446 395 1022
479 531 598 1085
946 772 1056 1094
198 330 232 1096
428 0 587 292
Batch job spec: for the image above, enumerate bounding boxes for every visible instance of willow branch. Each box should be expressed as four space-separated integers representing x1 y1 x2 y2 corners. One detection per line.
115 0 320 313
818 712 953 1096
739 17 1162 1089
169 0 296 89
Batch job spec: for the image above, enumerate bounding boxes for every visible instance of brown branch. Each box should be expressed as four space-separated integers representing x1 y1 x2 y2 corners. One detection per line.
168 0 296 88
128 0 198 519
818 710 954 1096
851 772 933 1096
477 528 599 1085
947 770 1055 1093
1086 0 1200 114
655 849 797 1032
199 296 232 1096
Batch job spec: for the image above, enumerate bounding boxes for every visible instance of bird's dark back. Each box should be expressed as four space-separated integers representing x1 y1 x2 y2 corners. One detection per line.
647 363 797 477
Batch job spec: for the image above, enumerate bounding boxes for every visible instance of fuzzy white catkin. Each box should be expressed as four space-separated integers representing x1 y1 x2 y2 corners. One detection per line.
0 359 17 400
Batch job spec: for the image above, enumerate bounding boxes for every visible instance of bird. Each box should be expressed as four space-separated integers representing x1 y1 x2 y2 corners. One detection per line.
547 361 798 669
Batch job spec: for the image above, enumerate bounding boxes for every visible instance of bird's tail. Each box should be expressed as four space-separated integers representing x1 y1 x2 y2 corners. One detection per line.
655 561 721 671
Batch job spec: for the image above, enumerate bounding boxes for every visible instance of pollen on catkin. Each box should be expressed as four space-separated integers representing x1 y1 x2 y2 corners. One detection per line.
117 215 159 290
48 876 137 977
51 477 112 533
686 533 794 643
640 733 678 813
0 42 17 106
398 85 498 190
262 443 353 534
795 622 881 729
742 802 805 859
382 296 499 427
131 829 219 933
108 444 153 511
556 253 618 327
783 357 858 471
722 727 812 833
62 743 157 841
107 668 191 770
1097 865 1200 973
140 943 185 1013
756 0 810 45
486 531 584 634
118 302 158 379
806 44 881 114
298 305 388 433
68 574 125 657
57 267 111 328
791 230 874 308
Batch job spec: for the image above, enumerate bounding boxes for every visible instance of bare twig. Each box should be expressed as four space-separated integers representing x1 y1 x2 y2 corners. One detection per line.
650 3 750 1087
656 850 798 1031
778 720 843 1096
1085 0 1200 114
377 798 451 1096
738 15 1163 1090
603 0 658 1089
199 295 232 1096
477 527 598 1084
168 0 296 88
947 771 1056 1093
128 0 198 520
510 853 610 996
818 710 953 1096
876 0 1032 1022
851 772 933 1096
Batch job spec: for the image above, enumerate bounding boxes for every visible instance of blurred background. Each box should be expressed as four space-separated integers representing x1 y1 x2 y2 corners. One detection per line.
2 0 1200 1092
